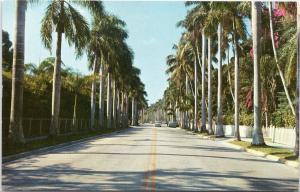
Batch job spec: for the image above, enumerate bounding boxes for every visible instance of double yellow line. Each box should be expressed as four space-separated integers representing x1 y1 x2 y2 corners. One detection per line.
144 127 157 191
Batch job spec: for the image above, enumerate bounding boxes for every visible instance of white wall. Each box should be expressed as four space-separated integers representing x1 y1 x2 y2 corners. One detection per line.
264 126 296 147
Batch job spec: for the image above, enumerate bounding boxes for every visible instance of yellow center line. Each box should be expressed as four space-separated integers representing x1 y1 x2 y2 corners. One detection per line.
144 127 157 191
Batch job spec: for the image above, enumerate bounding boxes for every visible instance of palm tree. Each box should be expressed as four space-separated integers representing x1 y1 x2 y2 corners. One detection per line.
87 14 128 130
9 0 27 144
66 72 85 132
228 2 248 141
201 32 206 132
233 15 241 141
207 37 213 134
107 71 112 129
40 1 103 136
99 62 105 128
90 58 98 130
251 2 265 145
295 2 300 156
216 22 225 137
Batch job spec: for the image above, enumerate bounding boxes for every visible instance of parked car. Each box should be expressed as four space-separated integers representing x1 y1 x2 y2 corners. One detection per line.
168 121 178 128
154 121 162 127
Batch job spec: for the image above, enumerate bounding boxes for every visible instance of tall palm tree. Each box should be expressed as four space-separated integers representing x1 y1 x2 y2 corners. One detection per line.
227 2 248 141
207 37 213 134
87 14 128 129
295 2 300 156
251 2 265 145
201 32 206 132
99 62 105 128
90 58 98 130
66 72 85 132
40 1 103 136
9 0 27 143
233 15 241 141
216 22 225 137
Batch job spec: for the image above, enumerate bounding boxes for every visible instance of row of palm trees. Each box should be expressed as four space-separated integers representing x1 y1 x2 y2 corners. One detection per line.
154 2 299 155
8 0 147 144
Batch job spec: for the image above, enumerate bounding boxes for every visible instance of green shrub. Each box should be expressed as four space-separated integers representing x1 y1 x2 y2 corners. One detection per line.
271 110 295 128
240 113 253 126
223 115 234 125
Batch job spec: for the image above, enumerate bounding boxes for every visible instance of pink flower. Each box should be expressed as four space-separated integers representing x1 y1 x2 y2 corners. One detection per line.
273 8 285 17
250 48 253 59
274 32 279 48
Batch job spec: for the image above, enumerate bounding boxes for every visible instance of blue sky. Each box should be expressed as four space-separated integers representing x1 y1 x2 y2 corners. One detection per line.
3 1 187 105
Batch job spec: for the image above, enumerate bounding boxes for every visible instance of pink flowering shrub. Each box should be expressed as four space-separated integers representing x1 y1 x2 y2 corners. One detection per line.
273 8 285 17
274 32 279 48
250 48 253 59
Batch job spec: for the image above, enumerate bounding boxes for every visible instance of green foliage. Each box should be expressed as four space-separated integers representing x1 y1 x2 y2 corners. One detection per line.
2 30 13 71
272 110 296 128
223 115 234 125
3 58 91 120
240 113 253 126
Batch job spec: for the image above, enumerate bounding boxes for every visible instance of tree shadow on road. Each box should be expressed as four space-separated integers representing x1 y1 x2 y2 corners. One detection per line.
3 164 297 191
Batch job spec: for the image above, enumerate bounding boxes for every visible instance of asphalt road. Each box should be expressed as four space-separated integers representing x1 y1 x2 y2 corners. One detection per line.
3 124 298 191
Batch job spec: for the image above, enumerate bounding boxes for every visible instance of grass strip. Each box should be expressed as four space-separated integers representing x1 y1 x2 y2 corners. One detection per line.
3 128 127 157
230 140 298 161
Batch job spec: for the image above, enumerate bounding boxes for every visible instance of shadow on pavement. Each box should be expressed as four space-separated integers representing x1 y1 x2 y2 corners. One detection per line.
3 164 297 191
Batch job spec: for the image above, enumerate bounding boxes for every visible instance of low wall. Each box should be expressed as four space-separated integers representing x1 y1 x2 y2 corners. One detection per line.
264 126 295 147
222 125 252 138
187 123 295 146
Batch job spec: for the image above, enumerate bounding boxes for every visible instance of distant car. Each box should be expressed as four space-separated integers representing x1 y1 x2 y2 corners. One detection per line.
168 121 178 128
154 121 161 127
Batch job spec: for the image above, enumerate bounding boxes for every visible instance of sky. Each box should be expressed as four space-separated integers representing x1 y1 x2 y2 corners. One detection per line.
3 1 187 105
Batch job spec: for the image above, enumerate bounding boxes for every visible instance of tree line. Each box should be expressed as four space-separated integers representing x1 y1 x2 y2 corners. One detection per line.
145 2 299 156
4 0 147 145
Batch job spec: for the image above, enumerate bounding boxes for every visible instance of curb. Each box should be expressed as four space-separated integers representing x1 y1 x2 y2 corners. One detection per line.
3 127 130 164
225 141 299 169
180 128 216 140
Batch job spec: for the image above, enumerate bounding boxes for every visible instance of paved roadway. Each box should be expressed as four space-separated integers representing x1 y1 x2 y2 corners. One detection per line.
3 124 298 191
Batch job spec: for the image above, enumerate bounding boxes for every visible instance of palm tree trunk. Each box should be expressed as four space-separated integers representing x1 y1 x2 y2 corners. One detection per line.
185 74 189 128
201 33 206 132
50 30 63 136
207 37 213 135
106 72 112 129
252 2 265 145
135 101 138 125
228 48 235 102
269 3 295 116
120 92 124 128
132 97 135 126
125 93 129 127
194 54 198 132
112 79 117 129
72 94 78 132
9 0 26 143
216 22 224 137
99 63 105 129
294 2 300 156
116 89 120 129
233 16 241 141
228 71 235 102
90 58 97 130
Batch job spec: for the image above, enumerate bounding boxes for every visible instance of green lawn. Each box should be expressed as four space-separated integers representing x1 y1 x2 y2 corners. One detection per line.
3 127 126 157
230 140 298 161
